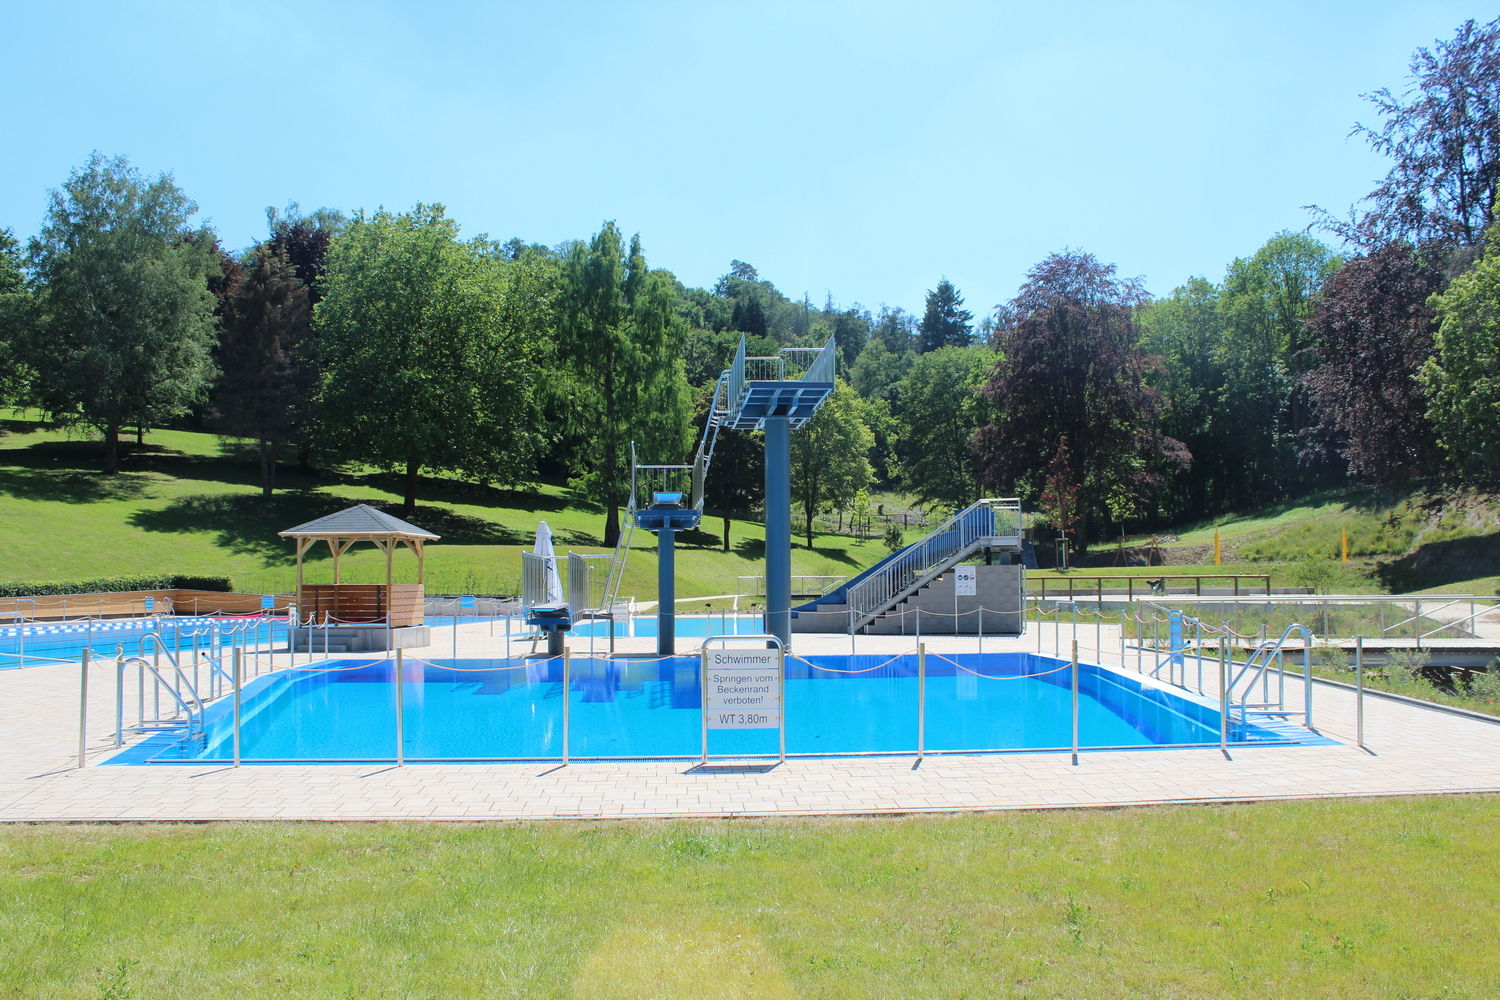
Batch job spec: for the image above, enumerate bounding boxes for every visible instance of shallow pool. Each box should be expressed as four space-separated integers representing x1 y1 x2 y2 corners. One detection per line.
112 651 1292 763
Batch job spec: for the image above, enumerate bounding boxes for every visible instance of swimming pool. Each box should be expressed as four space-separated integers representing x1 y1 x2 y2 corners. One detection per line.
111 651 1297 764
0 616 289 668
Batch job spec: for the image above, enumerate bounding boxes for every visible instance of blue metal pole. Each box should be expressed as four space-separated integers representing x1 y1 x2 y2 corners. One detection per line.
764 417 792 647
658 526 676 656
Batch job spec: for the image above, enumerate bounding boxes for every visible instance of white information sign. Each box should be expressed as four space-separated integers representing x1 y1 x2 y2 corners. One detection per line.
704 649 782 729
954 565 977 596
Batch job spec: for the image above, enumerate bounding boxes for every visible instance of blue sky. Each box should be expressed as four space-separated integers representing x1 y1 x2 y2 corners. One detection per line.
0 1 1485 318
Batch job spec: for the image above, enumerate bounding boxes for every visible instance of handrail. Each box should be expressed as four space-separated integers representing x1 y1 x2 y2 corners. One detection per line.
1229 623 1313 726
119 655 205 740
846 498 1022 628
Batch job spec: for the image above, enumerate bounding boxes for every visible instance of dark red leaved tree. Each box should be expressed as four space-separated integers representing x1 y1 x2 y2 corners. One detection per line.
973 250 1190 548
1301 242 1450 486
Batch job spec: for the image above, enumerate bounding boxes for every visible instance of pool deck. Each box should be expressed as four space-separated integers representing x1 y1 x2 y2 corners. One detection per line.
3 621 1499 822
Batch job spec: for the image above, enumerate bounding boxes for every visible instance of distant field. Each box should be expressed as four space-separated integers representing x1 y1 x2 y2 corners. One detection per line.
3 798 1498 998
0 412 889 600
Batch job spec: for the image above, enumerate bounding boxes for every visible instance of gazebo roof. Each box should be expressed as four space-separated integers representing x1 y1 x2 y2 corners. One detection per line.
278 503 440 541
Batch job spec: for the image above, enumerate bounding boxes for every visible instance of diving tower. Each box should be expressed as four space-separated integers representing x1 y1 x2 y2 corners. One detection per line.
595 334 837 653
719 335 838 647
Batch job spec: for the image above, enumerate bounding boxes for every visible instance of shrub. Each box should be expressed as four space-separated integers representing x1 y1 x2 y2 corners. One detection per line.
0 576 233 598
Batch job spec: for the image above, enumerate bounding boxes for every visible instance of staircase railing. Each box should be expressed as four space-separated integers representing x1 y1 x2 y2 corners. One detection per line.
846 498 1022 627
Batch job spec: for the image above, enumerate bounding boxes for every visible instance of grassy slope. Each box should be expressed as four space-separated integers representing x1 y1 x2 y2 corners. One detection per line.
1054 489 1500 595
0 413 888 600
3 799 1499 998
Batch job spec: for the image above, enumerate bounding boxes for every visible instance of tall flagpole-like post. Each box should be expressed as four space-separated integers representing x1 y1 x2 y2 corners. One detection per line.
658 526 676 656
764 417 792 648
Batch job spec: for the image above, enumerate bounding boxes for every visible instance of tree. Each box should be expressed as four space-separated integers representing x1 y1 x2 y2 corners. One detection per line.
24 154 218 472
895 345 991 512
790 380 874 549
916 279 973 352
1302 242 1449 486
1135 276 1228 519
973 250 1189 547
1036 440 1082 564
554 222 691 546
1421 220 1500 480
872 305 917 352
315 204 548 514
0 228 32 403
1315 18 1500 246
1216 232 1341 504
211 246 314 497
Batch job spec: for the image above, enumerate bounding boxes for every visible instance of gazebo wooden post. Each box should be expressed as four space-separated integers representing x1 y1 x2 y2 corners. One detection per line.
384 538 394 626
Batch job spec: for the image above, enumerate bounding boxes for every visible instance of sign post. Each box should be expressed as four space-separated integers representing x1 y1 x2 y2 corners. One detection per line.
700 635 785 765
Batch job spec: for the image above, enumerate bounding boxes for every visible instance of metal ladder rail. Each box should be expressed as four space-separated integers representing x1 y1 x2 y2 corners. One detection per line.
1230 623 1312 724
118 655 206 740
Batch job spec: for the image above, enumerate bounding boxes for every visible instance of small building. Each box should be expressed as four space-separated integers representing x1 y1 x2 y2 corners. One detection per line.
278 504 438 651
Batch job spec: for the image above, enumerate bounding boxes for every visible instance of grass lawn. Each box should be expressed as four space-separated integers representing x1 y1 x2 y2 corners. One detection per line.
2 797 1498 998
0 412 889 601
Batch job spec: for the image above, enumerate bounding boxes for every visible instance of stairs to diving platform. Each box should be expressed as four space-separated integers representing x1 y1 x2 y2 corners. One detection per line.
791 498 1025 633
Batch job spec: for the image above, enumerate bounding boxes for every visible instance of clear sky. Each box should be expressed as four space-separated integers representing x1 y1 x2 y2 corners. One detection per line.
0 1 1485 318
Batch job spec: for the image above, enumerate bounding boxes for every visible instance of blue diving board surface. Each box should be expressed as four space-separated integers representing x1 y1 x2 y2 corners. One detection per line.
633 507 702 531
724 381 835 430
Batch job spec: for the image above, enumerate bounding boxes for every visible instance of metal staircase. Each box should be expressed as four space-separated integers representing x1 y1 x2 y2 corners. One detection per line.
838 499 1023 630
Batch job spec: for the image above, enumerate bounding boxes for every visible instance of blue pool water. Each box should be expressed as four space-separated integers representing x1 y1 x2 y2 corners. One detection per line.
113 652 1291 764
0 617 289 668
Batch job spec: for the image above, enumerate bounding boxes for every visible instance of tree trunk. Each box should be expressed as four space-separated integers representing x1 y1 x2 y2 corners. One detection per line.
805 499 815 550
103 421 120 474
403 459 421 516
136 424 145 445
258 439 275 499
722 513 731 552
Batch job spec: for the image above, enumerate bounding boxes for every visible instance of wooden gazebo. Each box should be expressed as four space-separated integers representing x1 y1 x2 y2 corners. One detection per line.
279 504 440 627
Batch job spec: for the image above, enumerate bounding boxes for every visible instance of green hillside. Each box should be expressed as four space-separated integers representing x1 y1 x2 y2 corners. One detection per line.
0 412 888 602
1155 489 1500 595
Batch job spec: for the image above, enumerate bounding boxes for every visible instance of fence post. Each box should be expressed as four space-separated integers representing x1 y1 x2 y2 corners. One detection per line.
1219 636 1228 752
77 650 89 768
562 647 571 765
395 649 405 766
1071 640 1079 766
1355 634 1364 749
1303 637 1313 731
113 650 123 749
232 647 242 768
917 642 926 763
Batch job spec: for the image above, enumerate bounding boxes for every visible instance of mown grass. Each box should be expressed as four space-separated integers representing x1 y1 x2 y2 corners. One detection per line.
0 412 888 601
2 799 1499 998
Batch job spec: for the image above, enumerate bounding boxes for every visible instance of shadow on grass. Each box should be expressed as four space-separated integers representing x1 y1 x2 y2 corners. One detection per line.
1377 531 1500 593
0 467 151 503
129 493 554 564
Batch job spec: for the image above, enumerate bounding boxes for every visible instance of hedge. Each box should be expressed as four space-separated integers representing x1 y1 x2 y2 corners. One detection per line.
0 576 234 598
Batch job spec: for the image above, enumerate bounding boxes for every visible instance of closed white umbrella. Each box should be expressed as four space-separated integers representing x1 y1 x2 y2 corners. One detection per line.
534 521 564 605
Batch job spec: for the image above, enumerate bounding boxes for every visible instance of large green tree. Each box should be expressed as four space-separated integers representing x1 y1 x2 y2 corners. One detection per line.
1422 220 1500 480
24 154 218 472
315 204 549 514
790 380 874 549
554 222 691 546
895 345 992 512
